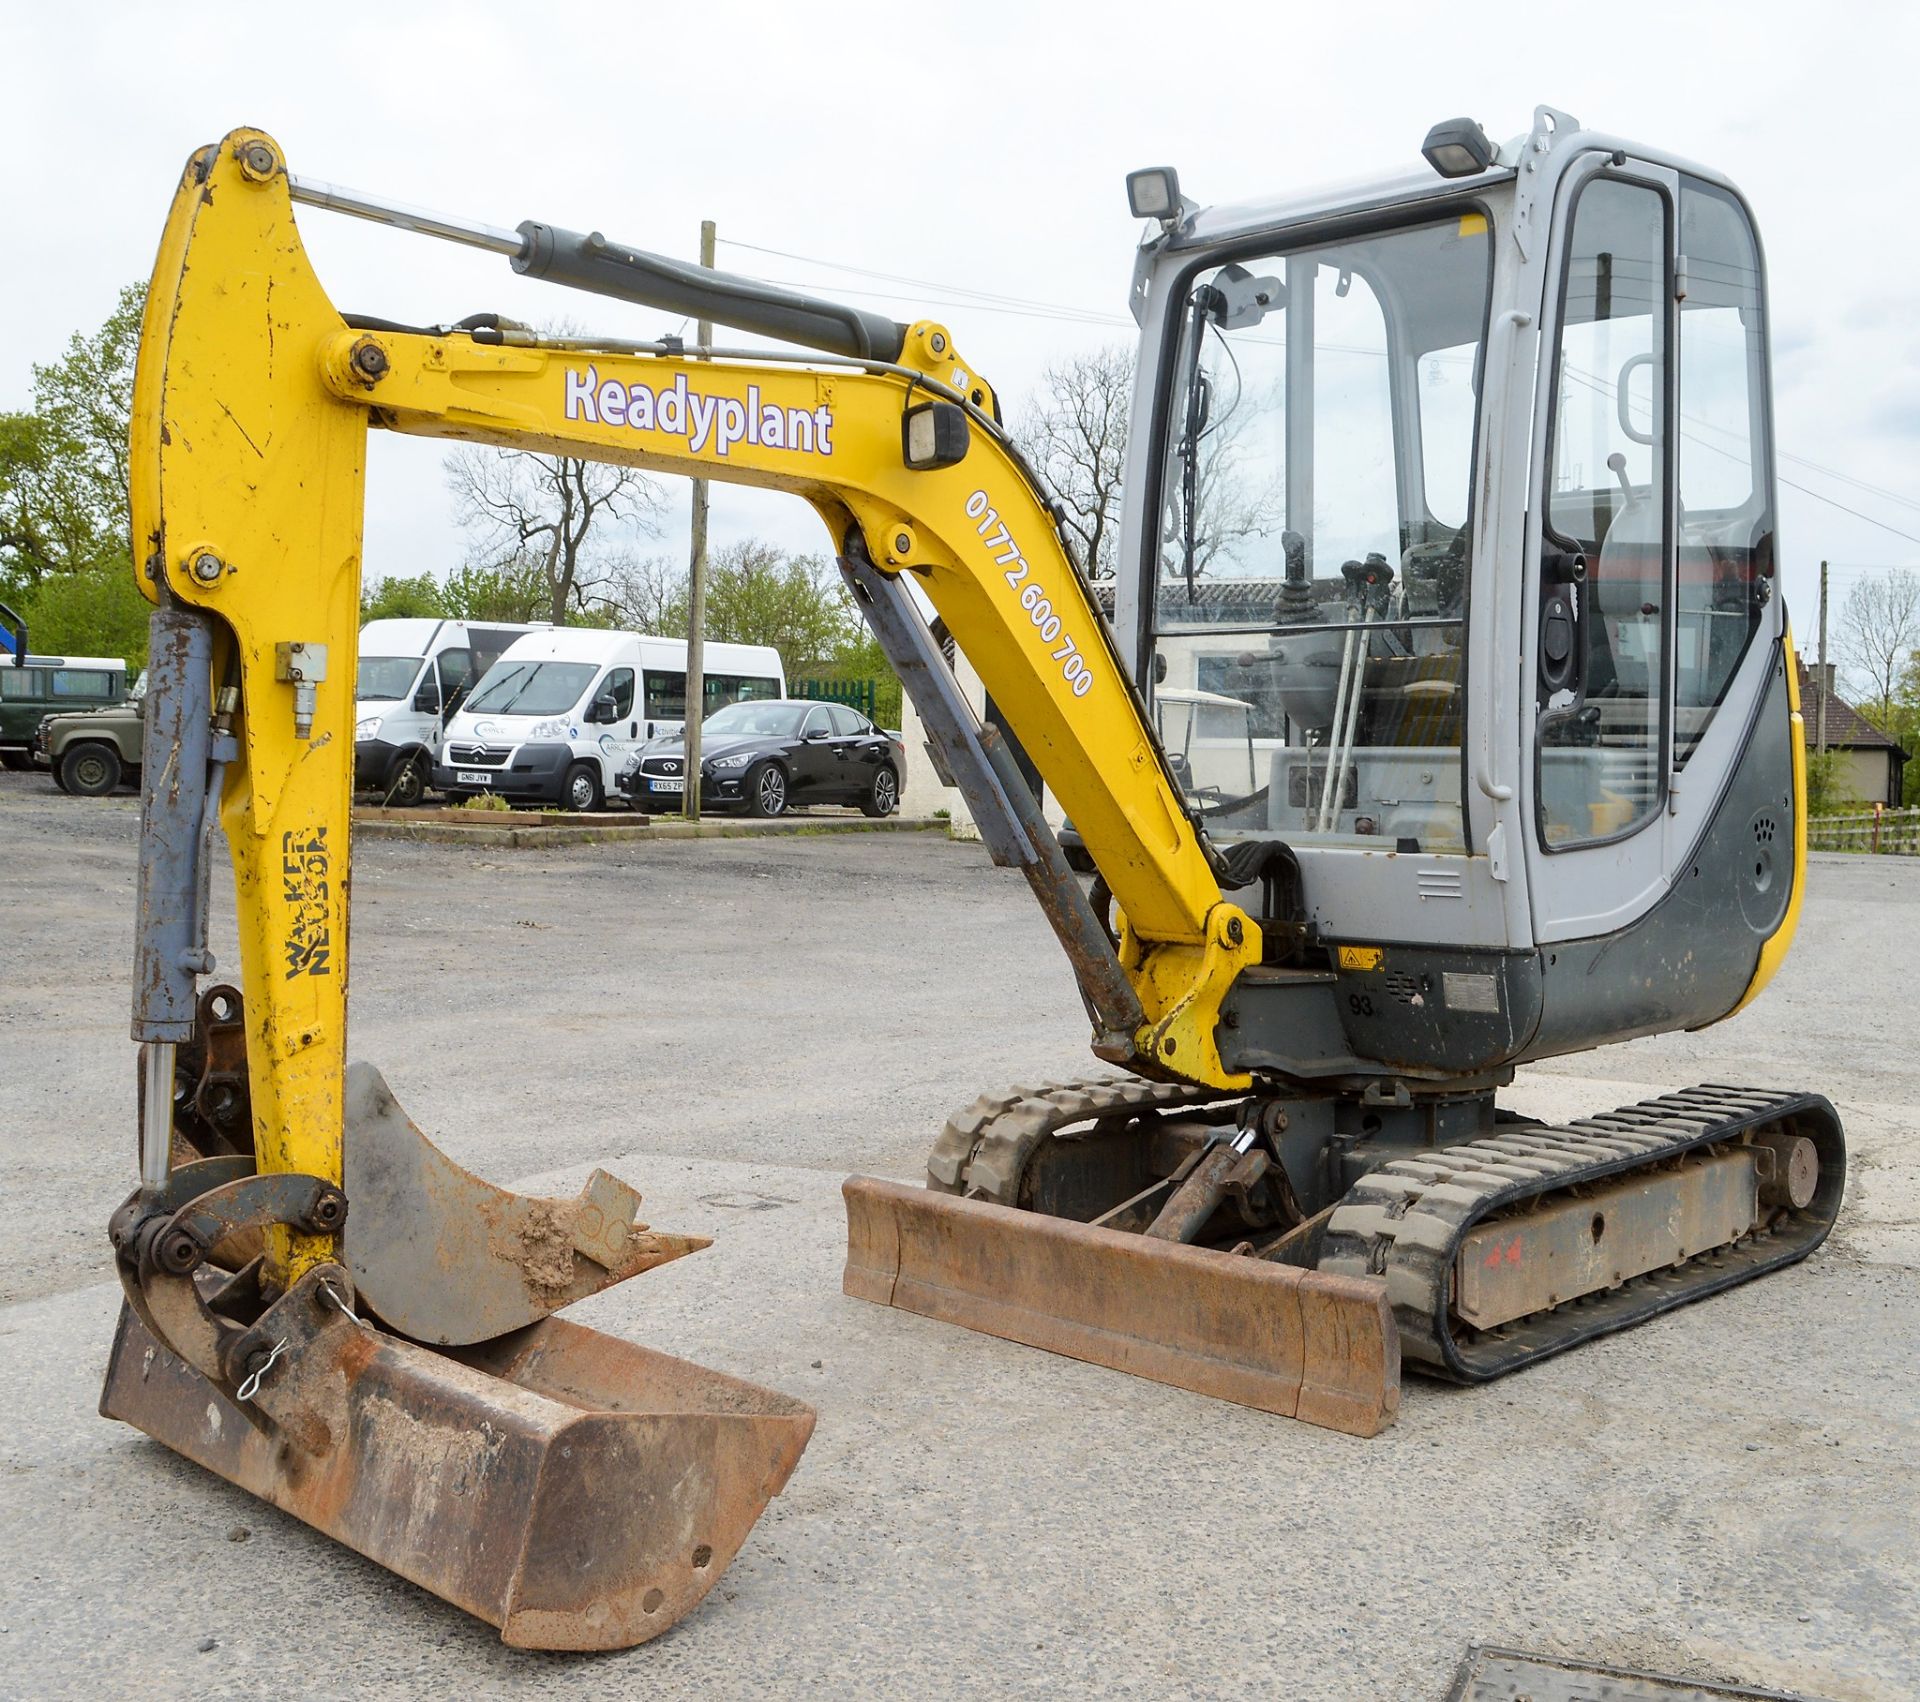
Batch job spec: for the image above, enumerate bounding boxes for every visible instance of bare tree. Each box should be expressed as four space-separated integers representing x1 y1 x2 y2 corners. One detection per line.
1838 568 1920 719
606 552 690 634
1013 347 1133 579
445 446 663 626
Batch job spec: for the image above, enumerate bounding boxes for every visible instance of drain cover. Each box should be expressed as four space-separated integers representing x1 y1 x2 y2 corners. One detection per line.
1446 1646 1829 1702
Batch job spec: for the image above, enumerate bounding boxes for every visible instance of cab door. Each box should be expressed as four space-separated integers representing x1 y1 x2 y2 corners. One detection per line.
1523 159 1681 940
1524 159 1784 945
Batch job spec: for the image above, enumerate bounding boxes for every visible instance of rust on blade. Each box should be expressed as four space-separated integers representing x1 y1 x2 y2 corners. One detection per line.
102 1302 815 1651
842 1175 1399 1437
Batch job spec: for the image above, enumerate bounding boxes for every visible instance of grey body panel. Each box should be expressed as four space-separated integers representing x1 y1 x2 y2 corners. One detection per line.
1290 844 1512 948
1213 641 1793 1082
1519 643 1792 1060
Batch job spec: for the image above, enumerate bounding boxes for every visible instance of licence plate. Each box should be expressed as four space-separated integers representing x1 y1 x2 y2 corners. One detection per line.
648 778 685 793
456 770 492 785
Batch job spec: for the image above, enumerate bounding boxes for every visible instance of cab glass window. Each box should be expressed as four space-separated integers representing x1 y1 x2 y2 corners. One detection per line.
1539 175 1670 847
1149 212 1491 853
1673 179 1772 763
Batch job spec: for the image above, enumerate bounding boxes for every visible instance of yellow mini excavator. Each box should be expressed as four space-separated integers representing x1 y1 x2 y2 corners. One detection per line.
107 111 1841 1647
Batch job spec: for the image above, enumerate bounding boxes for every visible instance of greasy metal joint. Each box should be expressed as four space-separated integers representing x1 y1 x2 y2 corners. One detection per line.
348 336 390 386
235 139 281 183
188 549 225 584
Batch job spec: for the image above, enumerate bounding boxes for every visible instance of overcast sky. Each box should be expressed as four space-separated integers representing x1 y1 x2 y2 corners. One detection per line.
6 0 1916 640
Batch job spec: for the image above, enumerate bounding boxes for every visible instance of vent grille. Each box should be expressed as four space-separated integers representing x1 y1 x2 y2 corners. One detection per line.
1416 868 1465 901
447 743 511 765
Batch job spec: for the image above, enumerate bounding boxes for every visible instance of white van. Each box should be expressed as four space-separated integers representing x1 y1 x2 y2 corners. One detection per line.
435 629 785 811
354 618 545 805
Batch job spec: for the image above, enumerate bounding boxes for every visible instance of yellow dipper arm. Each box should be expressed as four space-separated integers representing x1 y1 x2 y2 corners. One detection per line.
133 131 1261 1284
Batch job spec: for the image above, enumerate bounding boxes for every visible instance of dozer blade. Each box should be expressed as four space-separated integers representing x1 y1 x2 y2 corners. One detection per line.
843 1176 1400 1438
101 1300 815 1650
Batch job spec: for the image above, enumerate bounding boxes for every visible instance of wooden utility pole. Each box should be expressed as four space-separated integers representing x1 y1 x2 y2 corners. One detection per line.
683 218 716 819
1816 559 1830 757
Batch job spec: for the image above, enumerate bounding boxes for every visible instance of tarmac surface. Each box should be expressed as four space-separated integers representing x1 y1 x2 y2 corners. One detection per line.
2 766 1915 1700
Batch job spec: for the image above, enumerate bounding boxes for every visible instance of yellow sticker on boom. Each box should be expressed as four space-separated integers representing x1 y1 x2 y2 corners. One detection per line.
1337 946 1383 971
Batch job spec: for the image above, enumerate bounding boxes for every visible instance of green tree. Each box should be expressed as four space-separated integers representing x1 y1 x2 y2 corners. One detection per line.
702 540 857 677
1803 744 1852 816
10 560 153 668
442 557 550 622
811 625 903 725
30 283 145 567
0 284 150 665
360 573 446 622
0 411 65 585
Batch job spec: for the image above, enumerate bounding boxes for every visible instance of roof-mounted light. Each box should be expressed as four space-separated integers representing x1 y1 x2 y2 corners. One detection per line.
1126 166 1181 223
1420 118 1496 179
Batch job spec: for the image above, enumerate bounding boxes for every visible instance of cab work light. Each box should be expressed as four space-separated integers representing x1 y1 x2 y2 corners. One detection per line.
1126 166 1181 222
1421 117 1496 179
902 400 969 470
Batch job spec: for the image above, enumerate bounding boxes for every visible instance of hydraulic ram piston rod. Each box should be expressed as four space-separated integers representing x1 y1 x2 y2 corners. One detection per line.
286 173 907 361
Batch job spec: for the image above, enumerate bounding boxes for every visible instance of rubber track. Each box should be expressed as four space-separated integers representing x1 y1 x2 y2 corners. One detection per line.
925 1076 1235 1205
1315 1084 1845 1382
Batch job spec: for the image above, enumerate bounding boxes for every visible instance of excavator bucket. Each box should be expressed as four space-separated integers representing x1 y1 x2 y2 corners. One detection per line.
106 1060 814 1650
843 1177 1400 1438
101 1306 814 1650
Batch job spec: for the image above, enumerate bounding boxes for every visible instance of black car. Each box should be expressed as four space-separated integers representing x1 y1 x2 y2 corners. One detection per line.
621 699 904 817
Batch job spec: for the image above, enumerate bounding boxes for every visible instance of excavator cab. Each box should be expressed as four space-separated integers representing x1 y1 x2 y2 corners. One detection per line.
855 109 1837 1423
1105 106 1793 1052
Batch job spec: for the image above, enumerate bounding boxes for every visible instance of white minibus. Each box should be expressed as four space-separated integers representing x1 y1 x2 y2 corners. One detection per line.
354 618 545 805
436 629 785 810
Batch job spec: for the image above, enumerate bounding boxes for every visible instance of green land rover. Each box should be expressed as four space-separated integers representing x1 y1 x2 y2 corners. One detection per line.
2 654 131 771
28 669 145 794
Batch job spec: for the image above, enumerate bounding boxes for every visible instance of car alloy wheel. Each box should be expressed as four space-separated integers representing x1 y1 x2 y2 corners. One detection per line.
863 765 898 818
753 764 787 817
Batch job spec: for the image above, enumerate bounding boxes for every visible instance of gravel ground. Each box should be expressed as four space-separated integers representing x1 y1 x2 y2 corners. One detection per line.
0 765 1914 1700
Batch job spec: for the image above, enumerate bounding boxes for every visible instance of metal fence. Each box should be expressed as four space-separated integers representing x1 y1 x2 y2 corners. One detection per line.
1808 805 1920 855
795 678 877 717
